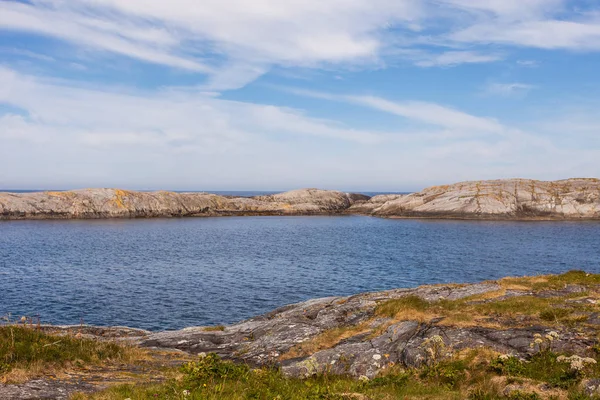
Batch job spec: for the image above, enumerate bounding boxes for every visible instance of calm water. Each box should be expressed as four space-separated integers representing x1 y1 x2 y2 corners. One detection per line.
1 216 599 331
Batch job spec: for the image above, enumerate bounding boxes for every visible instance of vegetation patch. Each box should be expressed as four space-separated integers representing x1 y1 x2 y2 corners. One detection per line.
77 347 600 400
374 271 599 329
0 325 143 383
281 324 371 361
203 325 225 332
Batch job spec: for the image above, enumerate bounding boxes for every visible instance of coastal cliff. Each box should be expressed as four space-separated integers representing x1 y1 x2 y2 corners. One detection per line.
1 178 599 220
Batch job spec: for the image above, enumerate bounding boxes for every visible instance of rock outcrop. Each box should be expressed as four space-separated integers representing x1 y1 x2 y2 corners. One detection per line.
2 272 599 399
136 272 600 379
0 188 366 220
352 178 600 219
1 178 599 220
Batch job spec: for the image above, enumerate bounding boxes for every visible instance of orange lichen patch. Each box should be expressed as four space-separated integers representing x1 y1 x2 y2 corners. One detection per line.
113 189 132 209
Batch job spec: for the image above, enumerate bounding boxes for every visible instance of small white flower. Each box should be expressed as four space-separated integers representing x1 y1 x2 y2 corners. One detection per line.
372 354 382 360
182 389 190 396
358 375 370 382
198 352 207 358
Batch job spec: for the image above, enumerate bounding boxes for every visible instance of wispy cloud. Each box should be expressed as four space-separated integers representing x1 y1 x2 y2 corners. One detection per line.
278 86 504 133
411 51 504 67
2 0 598 91
485 83 535 97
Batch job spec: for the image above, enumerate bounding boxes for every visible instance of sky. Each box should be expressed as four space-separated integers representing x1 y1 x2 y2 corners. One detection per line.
1 0 600 192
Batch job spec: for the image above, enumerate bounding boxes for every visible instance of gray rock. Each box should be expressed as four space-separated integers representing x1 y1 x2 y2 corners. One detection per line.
132 278 600 379
582 378 600 396
0 379 97 400
2 178 599 220
350 178 600 219
0 188 369 220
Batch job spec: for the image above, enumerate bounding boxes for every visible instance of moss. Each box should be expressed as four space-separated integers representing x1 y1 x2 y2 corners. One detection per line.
203 325 225 332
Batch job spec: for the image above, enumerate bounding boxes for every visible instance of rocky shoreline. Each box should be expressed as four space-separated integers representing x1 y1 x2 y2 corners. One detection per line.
21 272 600 377
1 178 599 221
3 271 600 398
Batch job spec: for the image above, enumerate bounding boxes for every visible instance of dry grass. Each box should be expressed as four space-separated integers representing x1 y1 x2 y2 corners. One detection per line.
280 324 371 361
203 325 225 332
0 325 149 384
373 271 600 331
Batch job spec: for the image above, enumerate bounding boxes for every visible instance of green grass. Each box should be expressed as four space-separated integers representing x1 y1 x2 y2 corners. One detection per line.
374 271 599 329
76 354 467 400
0 325 138 380
375 295 431 318
530 270 600 290
75 351 600 400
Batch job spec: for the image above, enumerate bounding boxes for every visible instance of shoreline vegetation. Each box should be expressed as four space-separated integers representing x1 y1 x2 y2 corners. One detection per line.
3 271 600 399
1 178 600 221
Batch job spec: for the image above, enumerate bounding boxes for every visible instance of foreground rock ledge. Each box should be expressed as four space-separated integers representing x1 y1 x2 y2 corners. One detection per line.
1 178 599 220
2 271 600 400
23 271 594 381
135 272 600 379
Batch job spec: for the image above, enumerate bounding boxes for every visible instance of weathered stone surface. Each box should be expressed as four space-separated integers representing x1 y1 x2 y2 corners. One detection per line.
4 274 600 399
351 178 600 219
129 276 600 379
0 379 98 400
582 378 600 396
2 178 599 220
0 188 367 220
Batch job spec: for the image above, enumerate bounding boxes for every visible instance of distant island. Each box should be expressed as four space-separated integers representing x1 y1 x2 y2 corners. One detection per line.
1 178 599 220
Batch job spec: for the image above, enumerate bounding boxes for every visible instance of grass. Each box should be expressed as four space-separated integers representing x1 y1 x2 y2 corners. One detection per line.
203 325 225 332
8 271 600 399
373 270 600 329
75 350 600 400
0 325 145 383
500 270 600 292
280 324 371 361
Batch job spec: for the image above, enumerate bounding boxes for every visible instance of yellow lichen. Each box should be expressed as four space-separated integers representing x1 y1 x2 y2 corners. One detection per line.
113 189 132 209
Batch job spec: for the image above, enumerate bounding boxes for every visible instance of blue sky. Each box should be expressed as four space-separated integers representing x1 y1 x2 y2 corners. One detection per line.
1 0 600 191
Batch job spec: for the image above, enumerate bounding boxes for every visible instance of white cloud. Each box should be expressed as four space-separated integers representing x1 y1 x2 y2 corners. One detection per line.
516 60 539 67
0 66 385 149
0 66 598 190
451 20 600 50
485 83 535 96
0 1 210 72
278 87 504 133
1 0 599 92
412 51 503 67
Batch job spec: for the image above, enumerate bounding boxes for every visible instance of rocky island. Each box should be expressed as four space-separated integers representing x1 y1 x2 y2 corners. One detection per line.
3 271 600 399
1 178 599 220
